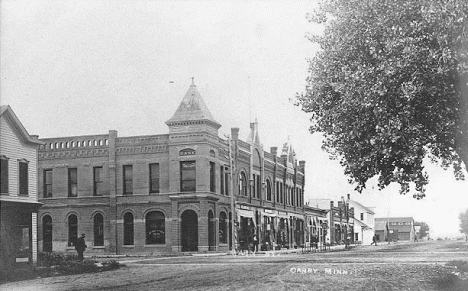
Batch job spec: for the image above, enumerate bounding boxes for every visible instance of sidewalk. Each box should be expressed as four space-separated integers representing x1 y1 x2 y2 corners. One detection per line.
92 244 355 261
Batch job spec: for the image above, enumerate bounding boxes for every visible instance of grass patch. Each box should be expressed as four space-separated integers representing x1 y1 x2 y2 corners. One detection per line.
430 261 468 291
446 260 468 273
0 252 125 284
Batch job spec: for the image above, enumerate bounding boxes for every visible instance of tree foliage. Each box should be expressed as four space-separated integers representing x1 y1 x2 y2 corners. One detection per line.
298 0 468 198
415 221 430 238
460 209 468 235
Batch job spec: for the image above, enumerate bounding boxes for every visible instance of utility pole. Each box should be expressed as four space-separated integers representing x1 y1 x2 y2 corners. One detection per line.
227 134 237 254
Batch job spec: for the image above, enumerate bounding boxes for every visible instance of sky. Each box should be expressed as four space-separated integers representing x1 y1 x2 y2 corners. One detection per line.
1 0 467 238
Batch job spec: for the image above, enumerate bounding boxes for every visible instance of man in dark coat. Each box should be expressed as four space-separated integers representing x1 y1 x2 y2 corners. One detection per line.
75 233 87 261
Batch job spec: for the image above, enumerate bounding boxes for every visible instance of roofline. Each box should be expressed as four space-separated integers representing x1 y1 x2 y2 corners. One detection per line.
165 118 221 129
348 200 375 214
1 105 44 146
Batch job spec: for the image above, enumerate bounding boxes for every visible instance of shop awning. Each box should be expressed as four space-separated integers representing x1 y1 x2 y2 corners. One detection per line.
237 209 255 218
0 197 42 213
261 210 277 217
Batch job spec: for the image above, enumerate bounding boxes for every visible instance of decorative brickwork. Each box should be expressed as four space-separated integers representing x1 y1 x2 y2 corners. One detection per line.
37 82 307 255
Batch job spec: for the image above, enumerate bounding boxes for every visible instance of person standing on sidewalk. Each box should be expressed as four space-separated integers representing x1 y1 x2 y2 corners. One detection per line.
75 233 87 261
252 234 259 253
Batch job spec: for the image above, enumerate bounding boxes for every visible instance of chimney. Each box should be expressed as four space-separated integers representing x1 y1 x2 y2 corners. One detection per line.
299 160 305 173
231 127 239 140
250 119 258 131
270 147 277 156
330 201 334 208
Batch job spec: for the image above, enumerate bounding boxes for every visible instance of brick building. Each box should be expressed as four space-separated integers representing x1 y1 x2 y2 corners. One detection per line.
304 204 328 249
36 80 306 255
1 106 43 276
308 198 355 245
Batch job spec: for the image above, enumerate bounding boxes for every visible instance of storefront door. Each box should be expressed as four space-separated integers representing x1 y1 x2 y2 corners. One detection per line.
181 210 198 252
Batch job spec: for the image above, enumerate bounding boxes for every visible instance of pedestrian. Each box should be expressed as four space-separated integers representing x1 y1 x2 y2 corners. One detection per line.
345 236 351 250
371 235 377 246
253 234 259 253
75 233 87 261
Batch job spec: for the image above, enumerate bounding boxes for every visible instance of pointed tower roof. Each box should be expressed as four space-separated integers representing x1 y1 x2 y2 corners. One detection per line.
166 78 220 128
281 138 296 166
247 118 261 145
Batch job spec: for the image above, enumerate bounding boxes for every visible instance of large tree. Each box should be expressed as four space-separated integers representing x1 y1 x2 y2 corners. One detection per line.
460 209 468 236
298 0 468 198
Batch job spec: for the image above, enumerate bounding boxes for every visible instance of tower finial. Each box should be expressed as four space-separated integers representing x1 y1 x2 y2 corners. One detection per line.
191 77 195 86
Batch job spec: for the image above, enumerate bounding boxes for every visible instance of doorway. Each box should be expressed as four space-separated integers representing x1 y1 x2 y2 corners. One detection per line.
42 215 53 252
181 210 198 252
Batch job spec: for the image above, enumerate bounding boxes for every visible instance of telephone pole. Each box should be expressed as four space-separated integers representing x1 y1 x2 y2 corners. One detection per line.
227 134 237 254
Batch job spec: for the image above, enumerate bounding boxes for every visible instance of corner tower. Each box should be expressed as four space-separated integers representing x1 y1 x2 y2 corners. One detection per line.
166 78 221 136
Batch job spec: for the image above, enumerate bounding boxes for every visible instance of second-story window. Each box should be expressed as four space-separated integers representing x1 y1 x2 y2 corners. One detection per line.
44 169 53 198
239 172 247 196
68 168 77 197
266 180 272 201
0 157 8 194
210 162 215 192
220 166 224 195
360 213 364 220
19 161 28 196
256 175 261 199
251 174 258 198
280 182 283 203
93 167 103 196
149 163 160 194
276 182 279 203
123 165 133 195
224 168 229 196
180 161 196 192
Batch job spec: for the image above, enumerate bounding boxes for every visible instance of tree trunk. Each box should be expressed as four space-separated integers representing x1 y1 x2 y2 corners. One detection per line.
456 72 468 171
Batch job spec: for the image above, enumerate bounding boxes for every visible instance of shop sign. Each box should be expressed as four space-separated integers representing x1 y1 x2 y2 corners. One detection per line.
180 148 196 156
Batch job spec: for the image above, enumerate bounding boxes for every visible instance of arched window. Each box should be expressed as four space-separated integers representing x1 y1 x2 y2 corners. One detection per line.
146 211 165 244
68 214 78 246
93 213 104 246
123 212 134 245
239 172 247 196
219 212 227 244
266 179 272 201
42 215 53 252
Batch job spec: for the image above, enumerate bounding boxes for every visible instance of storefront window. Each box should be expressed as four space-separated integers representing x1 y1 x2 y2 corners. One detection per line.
68 214 78 246
94 213 104 246
146 211 165 244
219 212 227 243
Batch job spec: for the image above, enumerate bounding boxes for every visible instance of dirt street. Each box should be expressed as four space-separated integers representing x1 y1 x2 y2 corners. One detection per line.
2 240 467 291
